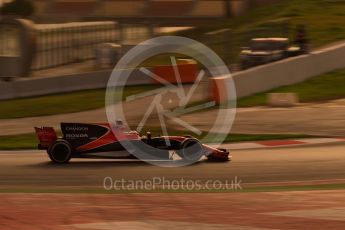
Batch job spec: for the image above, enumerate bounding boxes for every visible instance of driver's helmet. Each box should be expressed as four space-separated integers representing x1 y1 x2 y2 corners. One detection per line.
112 120 128 132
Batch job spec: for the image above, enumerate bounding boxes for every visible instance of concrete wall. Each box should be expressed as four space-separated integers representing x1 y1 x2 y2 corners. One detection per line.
0 69 152 100
212 42 345 101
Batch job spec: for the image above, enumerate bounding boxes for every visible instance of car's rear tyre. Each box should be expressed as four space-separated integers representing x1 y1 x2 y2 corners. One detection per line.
177 139 204 162
47 140 72 164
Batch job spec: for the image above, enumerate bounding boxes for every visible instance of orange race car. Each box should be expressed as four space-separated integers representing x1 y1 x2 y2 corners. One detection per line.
35 122 230 164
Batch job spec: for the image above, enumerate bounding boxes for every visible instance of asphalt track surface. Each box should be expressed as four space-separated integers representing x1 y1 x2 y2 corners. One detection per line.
0 143 345 189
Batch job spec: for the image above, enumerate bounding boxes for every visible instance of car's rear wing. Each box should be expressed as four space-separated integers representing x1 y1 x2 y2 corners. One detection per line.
34 127 57 149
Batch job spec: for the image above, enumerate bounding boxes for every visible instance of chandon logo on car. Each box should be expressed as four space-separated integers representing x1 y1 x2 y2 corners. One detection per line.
66 126 89 131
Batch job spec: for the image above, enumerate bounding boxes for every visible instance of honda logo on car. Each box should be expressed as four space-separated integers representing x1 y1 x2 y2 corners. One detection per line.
65 133 88 138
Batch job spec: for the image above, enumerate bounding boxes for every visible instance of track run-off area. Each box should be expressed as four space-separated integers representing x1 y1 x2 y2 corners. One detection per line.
1 143 345 230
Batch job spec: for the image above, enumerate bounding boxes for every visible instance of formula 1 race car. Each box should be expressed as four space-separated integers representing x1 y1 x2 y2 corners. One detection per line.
34 122 229 164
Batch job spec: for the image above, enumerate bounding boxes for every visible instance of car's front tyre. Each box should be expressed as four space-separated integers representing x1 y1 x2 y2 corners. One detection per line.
47 139 72 164
177 139 204 162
